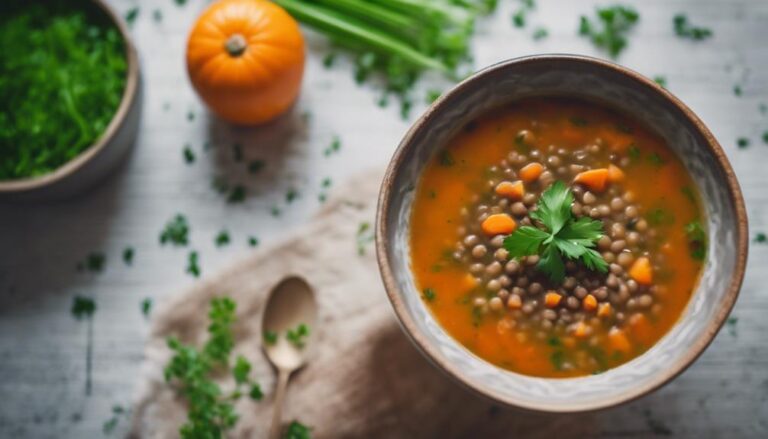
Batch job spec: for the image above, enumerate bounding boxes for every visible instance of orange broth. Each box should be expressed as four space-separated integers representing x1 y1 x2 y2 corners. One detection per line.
409 98 705 377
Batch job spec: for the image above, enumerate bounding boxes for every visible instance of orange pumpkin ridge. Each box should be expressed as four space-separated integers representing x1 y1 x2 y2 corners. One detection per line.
186 0 305 125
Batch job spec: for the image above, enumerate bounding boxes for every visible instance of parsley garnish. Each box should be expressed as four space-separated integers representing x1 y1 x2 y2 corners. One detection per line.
503 181 608 282
438 150 455 167
122 247 134 265
283 421 312 439
263 330 278 345
323 136 341 157
215 230 231 247
579 5 639 58
756 232 767 243
737 137 750 149
160 214 189 246
71 296 96 395
653 76 667 88
673 14 712 40
183 145 195 164
423 288 436 301
356 222 375 255
186 251 200 277
164 298 264 438
78 252 106 272
532 27 549 40
248 236 260 247
286 323 310 348
685 221 707 261
124 7 139 26
227 185 246 203
141 298 152 317
726 316 738 337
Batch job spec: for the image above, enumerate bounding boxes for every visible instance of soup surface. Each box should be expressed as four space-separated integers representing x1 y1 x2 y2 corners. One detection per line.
410 98 706 377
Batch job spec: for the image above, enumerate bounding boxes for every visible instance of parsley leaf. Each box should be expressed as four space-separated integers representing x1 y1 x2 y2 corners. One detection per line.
283 421 312 439
504 181 608 282
673 14 712 41
286 323 310 348
579 5 639 58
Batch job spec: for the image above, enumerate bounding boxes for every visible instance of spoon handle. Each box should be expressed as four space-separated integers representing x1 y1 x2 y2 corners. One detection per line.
269 368 291 439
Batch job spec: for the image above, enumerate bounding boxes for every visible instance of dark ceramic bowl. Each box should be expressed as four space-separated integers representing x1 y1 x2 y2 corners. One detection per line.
376 55 748 412
0 0 142 202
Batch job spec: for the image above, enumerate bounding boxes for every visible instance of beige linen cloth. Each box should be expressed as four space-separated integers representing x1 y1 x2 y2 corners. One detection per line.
130 172 592 438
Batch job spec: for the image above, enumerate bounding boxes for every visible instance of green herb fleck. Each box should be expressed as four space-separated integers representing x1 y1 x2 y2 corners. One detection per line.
737 137 750 149
125 7 139 26
123 247 134 265
160 214 189 246
653 76 667 88
283 421 312 439
532 27 549 40
426 89 441 104
248 160 265 174
673 14 712 41
271 206 282 217
628 144 641 161
263 330 278 345
681 186 697 205
685 221 707 261
439 150 455 167
423 288 436 301
549 350 565 370
183 145 195 164
186 251 200 277
570 116 588 127
762 131 768 145
141 298 152 317
733 85 742 96
215 230 231 247
286 323 310 348
248 236 260 247
286 188 299 203
648 208 674 226
186 110 195 122
504 181 608 283
579 6 640 58
754 232 766 243
726 316 738 337
71 295 96 395
79 252 106 273
174 0 187 6
322 52 336 68
648 152 665 166
321 177 332 188
356 221 375 255
512 9 526 28
323 136 341 157
72 296 96 320
227 185 246 203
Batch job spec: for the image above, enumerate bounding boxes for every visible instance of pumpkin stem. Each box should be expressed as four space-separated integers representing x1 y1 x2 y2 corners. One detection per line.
225 34 247 57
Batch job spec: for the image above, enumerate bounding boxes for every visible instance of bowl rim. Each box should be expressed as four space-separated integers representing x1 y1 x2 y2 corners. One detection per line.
0 0 140 193
375 54 748 413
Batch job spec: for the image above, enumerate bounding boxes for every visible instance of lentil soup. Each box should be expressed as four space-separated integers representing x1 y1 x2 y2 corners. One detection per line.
410 98 706 377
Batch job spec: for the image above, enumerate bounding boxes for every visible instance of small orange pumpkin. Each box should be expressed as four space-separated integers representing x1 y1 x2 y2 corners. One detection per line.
186 0 305 125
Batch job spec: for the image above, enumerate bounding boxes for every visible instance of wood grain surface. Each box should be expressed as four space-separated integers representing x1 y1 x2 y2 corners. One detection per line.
1 0 767 437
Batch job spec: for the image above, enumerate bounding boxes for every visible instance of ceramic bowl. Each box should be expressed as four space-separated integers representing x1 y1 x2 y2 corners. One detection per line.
376 55 748 412
0 0 142 202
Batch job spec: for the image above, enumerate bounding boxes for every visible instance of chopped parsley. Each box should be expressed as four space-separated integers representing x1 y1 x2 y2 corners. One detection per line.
283 421 312 439
726 316 738 337
122 247 134 265
164 298 264 437
762 131 768 145
439 150 455 167
512 9 526 28
78 252 106 272
323 136 341 157
426 89 442 104
504 181 608 282
532 27 549 40
71 296 96 320
322 52 335 68
579 5 639 58
286 323 310 348
648 152 665 166
124 7 139 26
160 214 190 246
263 330 278 345
183 145 195 164
423 288 436 301
754 232 766 243
549 350 566 370
286 188 299 203
141 298 152 317
355 221 375 255
628 144 641 161
215 230 231 247
227 185 246 203
673 14 712 41
248 236 260 247
681 186 697 205
248 160 265 174
733 85 742 96
71 296 96 395
186 110 195 122
653 76 667 88
685 221 707 261
737 137 750 149
186 251 200 278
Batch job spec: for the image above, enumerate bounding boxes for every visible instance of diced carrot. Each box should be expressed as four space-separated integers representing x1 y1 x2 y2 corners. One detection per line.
544 291 562 308
607 164 625 182
573 168 609 192
583 294 598 311
597 302 612 317
495 180 525 200
629 257 653 285
608 327 631 353
628 313 652 344
573 321 590 338
481 214 517 236
519 162 544 182
462 274 478 291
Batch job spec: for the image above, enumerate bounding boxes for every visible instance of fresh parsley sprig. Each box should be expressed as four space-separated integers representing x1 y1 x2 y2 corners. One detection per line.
504 181 608 282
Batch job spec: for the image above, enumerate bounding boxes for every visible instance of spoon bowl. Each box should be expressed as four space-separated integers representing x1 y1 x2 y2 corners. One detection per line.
261 275 317 439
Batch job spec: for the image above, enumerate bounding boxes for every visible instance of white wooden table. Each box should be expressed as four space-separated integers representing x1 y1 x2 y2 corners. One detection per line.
1 0 766 437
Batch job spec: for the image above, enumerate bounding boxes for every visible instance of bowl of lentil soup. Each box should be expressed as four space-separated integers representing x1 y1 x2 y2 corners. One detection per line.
376 55 747 412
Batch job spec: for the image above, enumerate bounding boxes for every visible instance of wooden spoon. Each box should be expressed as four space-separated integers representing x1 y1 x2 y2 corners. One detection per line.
262 276 317 439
